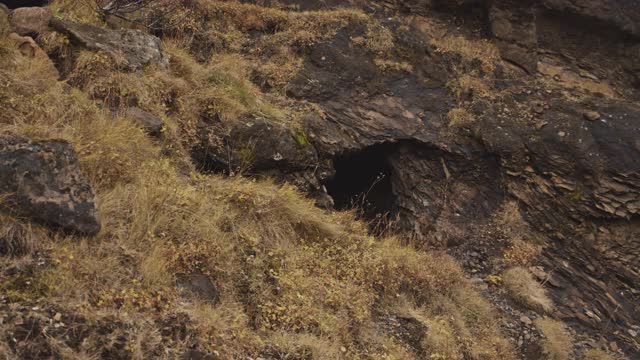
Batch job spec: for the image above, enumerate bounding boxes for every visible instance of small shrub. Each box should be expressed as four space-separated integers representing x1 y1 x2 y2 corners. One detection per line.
536 318 573 360
582 348 617 360
504 238 540 266
447 107 475 128
503 267 554 313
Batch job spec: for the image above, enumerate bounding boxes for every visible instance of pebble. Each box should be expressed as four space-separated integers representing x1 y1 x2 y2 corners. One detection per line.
558 131 566 137
629 329 638 337
520 316 533 326
583 111 601 121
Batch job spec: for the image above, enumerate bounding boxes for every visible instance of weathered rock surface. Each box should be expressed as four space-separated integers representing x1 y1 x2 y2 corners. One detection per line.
50 18 169 71
9 6 51 36
489 0 538 74
543 0 640 37
6 32 59 77
193 118 318 174
124 107 164 136
0 137 101 235
0 4 10 36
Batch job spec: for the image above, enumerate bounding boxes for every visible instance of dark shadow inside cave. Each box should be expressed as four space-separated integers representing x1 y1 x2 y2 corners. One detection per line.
325 144 396 223
2 0 48 9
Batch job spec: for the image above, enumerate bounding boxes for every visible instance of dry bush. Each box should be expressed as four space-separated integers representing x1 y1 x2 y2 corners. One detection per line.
447 107 475 128
503 267 554 313
504 238 541 266
49 0 104 25
583 349 618 360
0 213 46 257
432 34 500 74
448 74 495 101
493 201 529 236
536 318 573 360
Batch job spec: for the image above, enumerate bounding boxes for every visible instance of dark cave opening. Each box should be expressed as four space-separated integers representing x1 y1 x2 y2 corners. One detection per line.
2 0 48 9
325 144 396 223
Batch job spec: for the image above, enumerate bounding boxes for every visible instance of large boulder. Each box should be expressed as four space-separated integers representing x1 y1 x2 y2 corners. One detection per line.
50 18 169 71
193 118 318 174
9 6 51 36
0 137 101 235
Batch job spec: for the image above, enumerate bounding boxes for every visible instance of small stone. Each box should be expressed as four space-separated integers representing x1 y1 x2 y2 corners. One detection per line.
53 312 62 321
123 107 164 136
340 346 347 353
629 329 638 337
583 111 601 121
609 341 618 352
520 316 533 326
532 103 545 114
558 131 566 137
535 121 549 130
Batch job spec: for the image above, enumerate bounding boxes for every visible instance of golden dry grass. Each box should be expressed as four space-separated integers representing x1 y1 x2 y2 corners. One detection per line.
503 267 554 313
536 318 574 360
0 2 517 358
447 107 476 128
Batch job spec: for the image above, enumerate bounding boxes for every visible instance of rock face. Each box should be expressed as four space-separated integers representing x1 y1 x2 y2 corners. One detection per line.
0 137 101 235
194 1 640 354
50 18 169 71
543 0 640 37
193 118 318 174
124 107 164 136
489 0 538 74
9 6 51 36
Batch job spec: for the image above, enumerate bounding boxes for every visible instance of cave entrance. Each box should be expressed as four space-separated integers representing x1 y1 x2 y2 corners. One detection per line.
325 144 396 226
2 1 48 9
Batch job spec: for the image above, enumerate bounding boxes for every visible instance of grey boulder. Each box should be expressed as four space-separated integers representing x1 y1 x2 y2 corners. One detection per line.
50 18 169 71
0 137 101 235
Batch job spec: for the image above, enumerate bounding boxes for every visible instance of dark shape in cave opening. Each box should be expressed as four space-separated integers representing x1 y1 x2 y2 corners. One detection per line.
2 0 48 9
325 144 396 225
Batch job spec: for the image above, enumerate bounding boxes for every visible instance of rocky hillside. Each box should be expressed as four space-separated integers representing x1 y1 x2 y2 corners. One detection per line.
0 0 638 359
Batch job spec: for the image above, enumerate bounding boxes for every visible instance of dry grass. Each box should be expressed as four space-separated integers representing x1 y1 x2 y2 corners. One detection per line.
448 74 495 101
583 349 618 360
503 267 554 313
536 318 574 360
0 2 517 358
0 213 46 257
503 238 541 266
433 35 499 73
447 107 476 128
156 1 396 90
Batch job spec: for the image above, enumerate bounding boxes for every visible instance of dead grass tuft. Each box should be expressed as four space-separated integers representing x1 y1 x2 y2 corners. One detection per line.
503 267 554 313
447 107 476 128
0 213 46 257
536 318 574 360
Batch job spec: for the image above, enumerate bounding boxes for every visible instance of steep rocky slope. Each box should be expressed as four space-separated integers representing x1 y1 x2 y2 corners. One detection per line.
0 0 638 359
